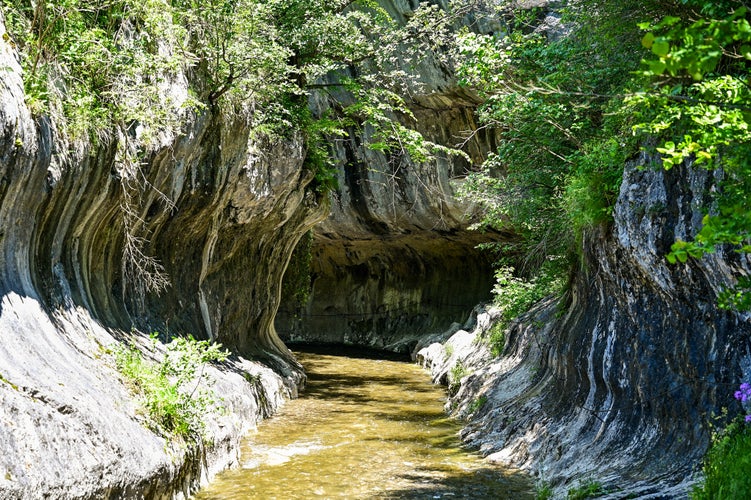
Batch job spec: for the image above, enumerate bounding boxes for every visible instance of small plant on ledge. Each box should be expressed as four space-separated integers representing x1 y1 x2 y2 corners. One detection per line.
113 333 229 442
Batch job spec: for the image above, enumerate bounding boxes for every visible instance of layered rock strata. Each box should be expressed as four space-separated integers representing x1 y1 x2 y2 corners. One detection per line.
276 0 506 349
0 11 324 497
418 157 751 497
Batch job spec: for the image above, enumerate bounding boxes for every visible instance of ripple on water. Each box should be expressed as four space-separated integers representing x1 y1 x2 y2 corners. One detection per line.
241 440 330 468
194 351 533 500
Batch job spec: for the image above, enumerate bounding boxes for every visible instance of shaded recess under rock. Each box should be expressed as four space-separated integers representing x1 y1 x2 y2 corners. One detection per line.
0 9 324 496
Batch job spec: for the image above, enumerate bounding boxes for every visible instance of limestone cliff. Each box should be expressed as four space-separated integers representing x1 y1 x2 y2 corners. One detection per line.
275 0 506 351
418 156 751 497
0 9 324 497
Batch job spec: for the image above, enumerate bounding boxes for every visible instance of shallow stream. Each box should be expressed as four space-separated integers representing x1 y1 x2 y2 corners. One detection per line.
194 347 532 499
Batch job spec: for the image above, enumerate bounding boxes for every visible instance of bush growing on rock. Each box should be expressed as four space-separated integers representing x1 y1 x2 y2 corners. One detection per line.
692 412 751 499
113 334 229 441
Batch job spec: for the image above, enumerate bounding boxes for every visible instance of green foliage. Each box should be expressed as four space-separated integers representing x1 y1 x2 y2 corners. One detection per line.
448 361 470 394
535 480 554 500
718 276 751 310
1 0 468 166
457 0 649 303
487 263 564 357
691 417 751 499
633 3 751 308
2 0 187 143
113 333 229 440
564 136 634 236
638 5 750 81
444 344 455 359
486 321 506 358
459 0 751 316
467 395 487 415
297 108 347 193
172 0 294 109
566 479 605 499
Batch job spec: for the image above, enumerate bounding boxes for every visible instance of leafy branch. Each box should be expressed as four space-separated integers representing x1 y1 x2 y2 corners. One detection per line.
634 4 751 308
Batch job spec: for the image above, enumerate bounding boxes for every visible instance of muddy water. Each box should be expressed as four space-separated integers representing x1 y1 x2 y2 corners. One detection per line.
194 349 532 499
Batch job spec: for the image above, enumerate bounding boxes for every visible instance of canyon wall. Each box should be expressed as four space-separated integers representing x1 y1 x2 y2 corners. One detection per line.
0 0 503 495
5 0 745 496
420 156 751 497
275 93 505 351
275 1 506 351
0 10 324 497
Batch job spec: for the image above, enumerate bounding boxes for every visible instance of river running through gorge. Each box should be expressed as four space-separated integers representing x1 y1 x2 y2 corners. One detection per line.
194 348 532 499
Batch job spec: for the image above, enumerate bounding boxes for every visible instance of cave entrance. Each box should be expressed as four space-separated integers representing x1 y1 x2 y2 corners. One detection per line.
276 232 502 355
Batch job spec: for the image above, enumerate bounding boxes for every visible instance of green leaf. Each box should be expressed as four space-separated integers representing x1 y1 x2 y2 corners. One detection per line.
648 60 667 75
658 16 681 28
696 150 712 164
641 32 655 49
652 39 670 57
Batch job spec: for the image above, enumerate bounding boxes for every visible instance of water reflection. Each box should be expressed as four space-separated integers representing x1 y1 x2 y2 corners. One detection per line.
194 348 532 499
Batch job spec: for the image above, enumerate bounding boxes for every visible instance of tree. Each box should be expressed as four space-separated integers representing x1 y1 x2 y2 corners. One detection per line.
633 0 751 308
457 0 652 274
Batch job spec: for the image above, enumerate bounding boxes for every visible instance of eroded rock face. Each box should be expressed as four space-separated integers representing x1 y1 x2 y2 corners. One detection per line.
278 233 498 352
429 157 751 497
0 297 290 499
0 11 324 497
276 0 507 349
275 99 504 350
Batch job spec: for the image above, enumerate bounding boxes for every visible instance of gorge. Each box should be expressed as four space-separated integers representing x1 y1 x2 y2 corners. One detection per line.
1 0 750 499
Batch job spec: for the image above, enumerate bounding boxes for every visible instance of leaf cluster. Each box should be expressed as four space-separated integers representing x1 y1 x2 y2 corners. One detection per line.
566 479 606 500
486 262 564 357
2 0 187 143
457 0 650 292
113 333 229 440
633 3 751 306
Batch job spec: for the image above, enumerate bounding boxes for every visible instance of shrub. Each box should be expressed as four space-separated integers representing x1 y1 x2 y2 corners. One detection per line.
535 480 553 500
114 334 228 440
487 262 564 356
567 479 605 499
467 395 488 415
692 417 751 499
448 361 471 395
487 322 506 358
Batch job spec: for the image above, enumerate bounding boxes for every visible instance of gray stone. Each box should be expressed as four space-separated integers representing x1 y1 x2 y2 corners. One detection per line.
429 157 751 497
275 0 510 350
0 10 321 498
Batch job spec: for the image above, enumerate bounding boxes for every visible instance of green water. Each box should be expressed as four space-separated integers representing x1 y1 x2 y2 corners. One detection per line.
194 349 532 499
